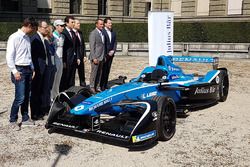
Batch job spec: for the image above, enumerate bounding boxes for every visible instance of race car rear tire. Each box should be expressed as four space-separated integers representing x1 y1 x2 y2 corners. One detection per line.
218 68 229 102
152 96 176 141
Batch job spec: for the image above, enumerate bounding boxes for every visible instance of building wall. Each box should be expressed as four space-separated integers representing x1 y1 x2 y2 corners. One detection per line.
82 0 98 15
181 0 196 17
1 0 250 23
108 0 123 16
196 0 209 16
243 0 250 15
49 0 248 17
53 0 70 14
171 0 182 16
209 0 227 16
152 0 170 11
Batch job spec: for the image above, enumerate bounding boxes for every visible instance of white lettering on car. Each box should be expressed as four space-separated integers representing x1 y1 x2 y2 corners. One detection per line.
89 98 112 111
142 91 157 99
194 86 216 95
96 130 129 139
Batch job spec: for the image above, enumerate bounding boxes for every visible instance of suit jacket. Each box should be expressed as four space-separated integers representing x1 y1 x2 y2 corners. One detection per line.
62 28 77 65
31 33 50 75
103 28 117 56
89 28 105 61
76 30 86 60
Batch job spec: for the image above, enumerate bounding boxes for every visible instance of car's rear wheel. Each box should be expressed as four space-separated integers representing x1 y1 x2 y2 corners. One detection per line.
218 69 229 102
152 96 176 141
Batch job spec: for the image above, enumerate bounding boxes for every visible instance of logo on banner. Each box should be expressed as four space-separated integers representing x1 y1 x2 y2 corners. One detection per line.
148 12 174 66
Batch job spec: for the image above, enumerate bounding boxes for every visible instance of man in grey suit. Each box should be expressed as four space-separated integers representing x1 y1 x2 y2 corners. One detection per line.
89 19 105 93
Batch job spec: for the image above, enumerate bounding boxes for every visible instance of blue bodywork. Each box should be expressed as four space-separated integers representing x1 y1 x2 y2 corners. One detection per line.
70 55 220 116
46 55 227 145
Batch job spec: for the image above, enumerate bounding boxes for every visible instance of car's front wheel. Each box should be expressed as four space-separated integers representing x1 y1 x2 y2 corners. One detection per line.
152 96 176 141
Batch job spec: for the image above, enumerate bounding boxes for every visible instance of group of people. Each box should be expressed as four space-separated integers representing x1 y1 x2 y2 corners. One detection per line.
89 18 117 93
6 16 117 129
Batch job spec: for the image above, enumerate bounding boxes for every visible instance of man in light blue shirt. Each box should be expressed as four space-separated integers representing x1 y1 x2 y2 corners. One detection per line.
6 17 37 130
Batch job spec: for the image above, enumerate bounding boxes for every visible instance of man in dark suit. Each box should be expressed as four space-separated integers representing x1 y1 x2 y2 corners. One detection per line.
60 15 77 91
74 19 86 87
100 17 117 91
30 20 52 120
89 19 105 93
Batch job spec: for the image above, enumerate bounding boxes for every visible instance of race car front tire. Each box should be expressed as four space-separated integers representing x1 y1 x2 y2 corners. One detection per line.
152 96 176 141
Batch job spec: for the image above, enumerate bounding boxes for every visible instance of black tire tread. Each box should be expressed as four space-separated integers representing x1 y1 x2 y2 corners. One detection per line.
152 96 176 141
218 69 229 102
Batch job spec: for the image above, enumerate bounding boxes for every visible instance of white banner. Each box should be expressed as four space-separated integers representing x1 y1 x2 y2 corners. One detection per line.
148 11 174 66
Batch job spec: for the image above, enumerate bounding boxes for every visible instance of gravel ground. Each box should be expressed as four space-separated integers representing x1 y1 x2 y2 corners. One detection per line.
0 56 250 167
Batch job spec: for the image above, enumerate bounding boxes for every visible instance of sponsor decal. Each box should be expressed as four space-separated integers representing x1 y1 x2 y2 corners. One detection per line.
74 105 84 112
89 98 112 111
132 130 157 143
194 86 216 95
215 76 220 84
142 91 157 99
168 65 180 72
173 57 214 63
151 112 158 121
92 117 100 130
169 74 179 80
96 130 129 139
52 122 77 128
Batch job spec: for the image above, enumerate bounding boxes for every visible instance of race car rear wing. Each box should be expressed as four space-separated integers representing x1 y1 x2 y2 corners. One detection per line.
170 56 219 70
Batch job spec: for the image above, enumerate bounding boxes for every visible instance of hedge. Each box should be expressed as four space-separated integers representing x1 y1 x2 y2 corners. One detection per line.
1 22 250 43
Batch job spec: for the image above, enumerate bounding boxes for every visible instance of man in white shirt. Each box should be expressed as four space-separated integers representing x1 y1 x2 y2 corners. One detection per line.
100 17 117 91
6 17 37 129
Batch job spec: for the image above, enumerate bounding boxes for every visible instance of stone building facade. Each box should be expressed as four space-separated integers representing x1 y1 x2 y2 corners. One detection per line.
1 0 250 22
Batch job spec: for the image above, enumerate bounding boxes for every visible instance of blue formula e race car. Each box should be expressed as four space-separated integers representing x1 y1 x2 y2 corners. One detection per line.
45 55 229 145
